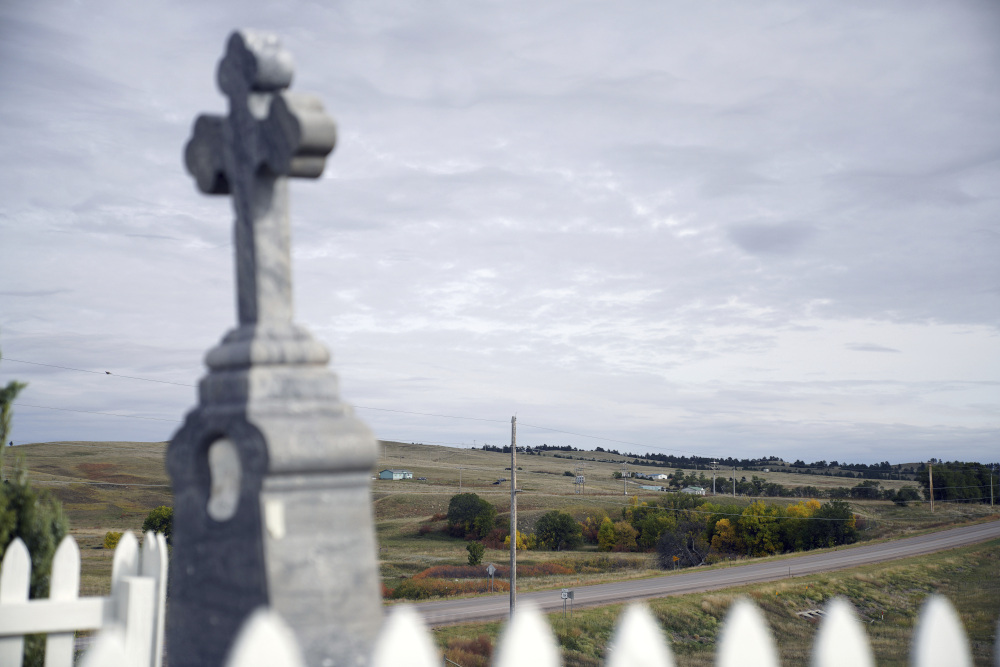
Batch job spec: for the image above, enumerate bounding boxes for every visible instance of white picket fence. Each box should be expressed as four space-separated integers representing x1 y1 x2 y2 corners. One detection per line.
78 592 997 667
0 530 167 667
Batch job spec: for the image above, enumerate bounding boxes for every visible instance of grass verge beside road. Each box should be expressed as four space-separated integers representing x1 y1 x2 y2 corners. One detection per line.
432 538 1000 667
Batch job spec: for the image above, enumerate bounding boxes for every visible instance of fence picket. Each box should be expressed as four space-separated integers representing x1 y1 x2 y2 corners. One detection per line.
494 604 561 667
607 603 675 667
0 537 31 666
223 607 305 667
78 626 129 667
716 598 779 667
140 531 169 667
44 535 81 667
995 615 999 667
811 596 874 667
111 531 140 598
371 605 439 667
910 594 971 667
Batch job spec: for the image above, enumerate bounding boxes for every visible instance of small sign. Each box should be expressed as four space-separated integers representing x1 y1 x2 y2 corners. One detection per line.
561 588 569 600
487 563 497 577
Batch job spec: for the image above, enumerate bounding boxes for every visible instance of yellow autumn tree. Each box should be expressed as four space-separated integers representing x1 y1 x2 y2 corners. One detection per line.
710 518 742 554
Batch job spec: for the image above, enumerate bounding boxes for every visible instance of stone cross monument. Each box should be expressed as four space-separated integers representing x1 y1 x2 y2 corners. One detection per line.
168 30 381 667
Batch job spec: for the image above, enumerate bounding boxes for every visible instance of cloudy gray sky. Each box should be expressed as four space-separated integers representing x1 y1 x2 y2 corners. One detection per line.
2 0 998 464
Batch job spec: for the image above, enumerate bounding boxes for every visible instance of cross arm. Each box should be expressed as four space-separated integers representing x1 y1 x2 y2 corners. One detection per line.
184 115 229 194
262 92 337 179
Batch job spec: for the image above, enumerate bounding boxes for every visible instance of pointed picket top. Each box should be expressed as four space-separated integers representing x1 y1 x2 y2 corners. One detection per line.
607 603 676 667
811 597 874 667
50 535 81 598
223 607 305 667
0 537 30 600
371 605 440 667
910 595 971 667
0 537 31 666
141 532 169 667
79 627 129 667
111 531 139 597
494 603 561 667
46 536 82 667
717 598 780 667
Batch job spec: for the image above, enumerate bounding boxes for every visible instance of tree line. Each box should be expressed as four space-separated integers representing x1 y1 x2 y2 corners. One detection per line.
443 491 859 570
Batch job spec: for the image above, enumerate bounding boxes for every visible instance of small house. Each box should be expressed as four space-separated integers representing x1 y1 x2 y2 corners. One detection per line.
680 486 706 496
378 469 413 481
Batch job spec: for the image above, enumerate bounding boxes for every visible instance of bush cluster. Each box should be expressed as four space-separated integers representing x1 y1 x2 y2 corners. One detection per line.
446 493 497 540
388 577 509 600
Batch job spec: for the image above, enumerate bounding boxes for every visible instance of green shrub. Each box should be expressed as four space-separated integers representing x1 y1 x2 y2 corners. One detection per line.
446 493 496 540
467 541 486 565
104 531 124 550
0 457 69 667
142 506 173 543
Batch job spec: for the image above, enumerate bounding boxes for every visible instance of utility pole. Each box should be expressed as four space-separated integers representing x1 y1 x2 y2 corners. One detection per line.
621 461 628 495
990 464 994 508
459 467 462 491
928 462 935 513
711 460 717 495
733 467 736 498
509 416 517 620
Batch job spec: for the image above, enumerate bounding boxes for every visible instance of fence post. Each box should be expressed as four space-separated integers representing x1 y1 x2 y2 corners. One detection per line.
0 537 31 666
116 575 155 667
45 535 81 667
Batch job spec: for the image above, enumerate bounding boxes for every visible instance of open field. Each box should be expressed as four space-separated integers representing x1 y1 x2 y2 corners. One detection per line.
4 440 996 599
373 441 921 496
431 538 1000 667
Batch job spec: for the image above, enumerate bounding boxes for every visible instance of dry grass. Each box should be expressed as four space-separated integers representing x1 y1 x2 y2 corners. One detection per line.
432 538 1000 667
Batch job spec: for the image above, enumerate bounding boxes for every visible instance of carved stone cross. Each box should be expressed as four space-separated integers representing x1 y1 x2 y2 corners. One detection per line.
184 30 336 326
170 31 381 667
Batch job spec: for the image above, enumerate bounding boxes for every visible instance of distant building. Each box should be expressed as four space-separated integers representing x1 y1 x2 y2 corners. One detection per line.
378 469 413 481
651 473 670 481
680 486 706 496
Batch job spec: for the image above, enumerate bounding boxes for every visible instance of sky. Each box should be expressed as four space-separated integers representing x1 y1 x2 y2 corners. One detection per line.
1 1 998 465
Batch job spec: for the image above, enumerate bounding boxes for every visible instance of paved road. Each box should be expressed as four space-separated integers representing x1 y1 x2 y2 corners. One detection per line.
414 520 1000 626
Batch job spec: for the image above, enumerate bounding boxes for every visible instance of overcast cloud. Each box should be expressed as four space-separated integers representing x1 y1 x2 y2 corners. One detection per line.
1 0 998 464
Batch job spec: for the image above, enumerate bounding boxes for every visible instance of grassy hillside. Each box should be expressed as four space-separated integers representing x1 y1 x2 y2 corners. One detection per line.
4 439 996 597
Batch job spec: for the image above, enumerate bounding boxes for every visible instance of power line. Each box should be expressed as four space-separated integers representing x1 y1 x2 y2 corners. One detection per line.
519 421 708 458
13 403 180 423
3 358 194 387
354 405 508 424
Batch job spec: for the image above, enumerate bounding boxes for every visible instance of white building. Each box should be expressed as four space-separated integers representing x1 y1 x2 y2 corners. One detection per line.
680 486 706 496
378 469 413 481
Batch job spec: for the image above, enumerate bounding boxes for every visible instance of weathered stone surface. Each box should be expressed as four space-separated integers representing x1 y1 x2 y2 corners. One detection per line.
169 30 381 667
